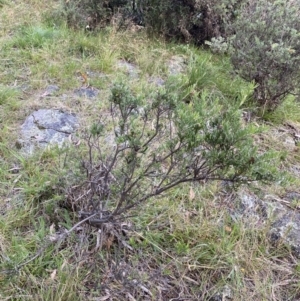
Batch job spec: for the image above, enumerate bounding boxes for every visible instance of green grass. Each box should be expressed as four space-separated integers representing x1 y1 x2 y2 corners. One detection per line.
6 26 62 49
0 85 20 107
1 1 300 300
264 95 300 124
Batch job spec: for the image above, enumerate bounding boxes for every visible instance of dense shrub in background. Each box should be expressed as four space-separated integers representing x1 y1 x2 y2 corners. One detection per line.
141 0 244 44
55 0 244 43
56 0 132 29
229 0 300 111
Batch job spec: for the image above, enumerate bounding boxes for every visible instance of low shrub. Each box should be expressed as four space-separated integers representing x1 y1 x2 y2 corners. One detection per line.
67 82 277 230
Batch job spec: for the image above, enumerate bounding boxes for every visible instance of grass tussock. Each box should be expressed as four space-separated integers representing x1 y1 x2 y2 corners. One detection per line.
1 1 300 300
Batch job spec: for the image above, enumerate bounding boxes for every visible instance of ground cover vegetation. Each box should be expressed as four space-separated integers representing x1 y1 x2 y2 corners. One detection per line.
1 0 300 300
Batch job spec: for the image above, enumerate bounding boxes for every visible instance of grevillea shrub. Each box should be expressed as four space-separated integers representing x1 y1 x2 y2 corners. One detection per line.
67 82 277 227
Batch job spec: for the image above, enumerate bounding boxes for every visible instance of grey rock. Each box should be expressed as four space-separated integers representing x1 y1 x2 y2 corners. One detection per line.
229 191 267 225
116 60 140 79
74 87 99 98
19 109 78 154
233 191 300 257
40 85 60 97
104 133 116 148
18 84 31 92
285 191 300 201
168 55 187 75
269 210 300 257
86 71 107 78
46 85 59 94
290 165 300 178
210 285 233 301
277 131 295 149
148 76 165 87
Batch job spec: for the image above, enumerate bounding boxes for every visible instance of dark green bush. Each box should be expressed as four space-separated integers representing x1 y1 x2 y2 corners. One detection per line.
140 0 244 44
54 0 132 30
144 0 243 44
229 0 300 111
54 0 244 44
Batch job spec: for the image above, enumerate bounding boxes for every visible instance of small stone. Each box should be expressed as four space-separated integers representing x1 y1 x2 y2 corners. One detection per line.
168 55 187 75
86 71 107 78
46 85 59 94
19 84 31 92
210 285 233 301
116 60 140 79
269 211 300 258
19 109 78 155
74 87 98 98
148 76 165 86
40 85 60 98
285 192 300 201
